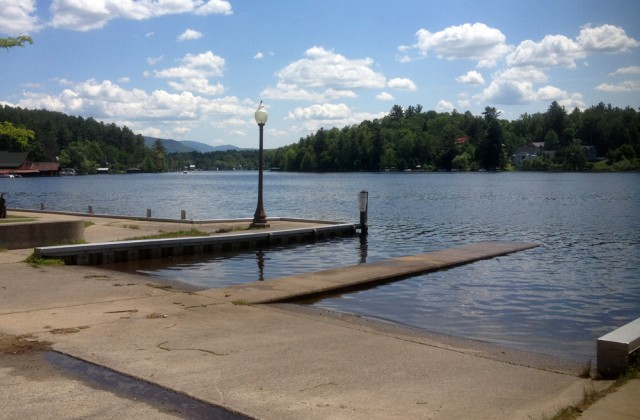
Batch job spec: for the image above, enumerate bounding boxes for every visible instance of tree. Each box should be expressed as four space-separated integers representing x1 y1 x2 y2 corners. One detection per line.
0 121 35 151
0 35 33 49
58 140 104 174
477 107 505 170
543 129 559 151
150 139 167 172
545 101 568 146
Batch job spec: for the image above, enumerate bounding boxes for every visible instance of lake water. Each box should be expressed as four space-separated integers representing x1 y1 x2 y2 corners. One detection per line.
3 171 639 362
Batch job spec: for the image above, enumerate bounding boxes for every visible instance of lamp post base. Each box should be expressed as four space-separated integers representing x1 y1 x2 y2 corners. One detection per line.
250 221 270 229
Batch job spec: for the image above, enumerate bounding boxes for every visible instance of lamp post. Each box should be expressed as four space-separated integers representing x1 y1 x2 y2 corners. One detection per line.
251 101 269 228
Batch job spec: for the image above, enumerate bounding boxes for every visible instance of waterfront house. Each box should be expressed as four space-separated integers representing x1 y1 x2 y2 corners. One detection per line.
0 151 60 176
512 143 544 168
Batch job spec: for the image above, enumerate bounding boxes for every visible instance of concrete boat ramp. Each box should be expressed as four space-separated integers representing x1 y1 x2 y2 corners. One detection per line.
203 241 538 304
2 211 638 419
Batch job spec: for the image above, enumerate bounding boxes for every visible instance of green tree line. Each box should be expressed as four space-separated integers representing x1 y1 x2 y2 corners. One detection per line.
266 102 640 172
1 101 639 174
0 105 149 174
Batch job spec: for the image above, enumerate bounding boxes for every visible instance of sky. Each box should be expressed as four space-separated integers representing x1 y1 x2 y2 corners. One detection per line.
1 0 639 149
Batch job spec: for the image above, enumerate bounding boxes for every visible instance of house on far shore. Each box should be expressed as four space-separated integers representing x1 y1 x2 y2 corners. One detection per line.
512 143 543 168
0 151 60 176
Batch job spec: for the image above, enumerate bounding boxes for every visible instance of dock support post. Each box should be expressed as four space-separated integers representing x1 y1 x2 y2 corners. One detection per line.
146 208 151 218
358 190 368 234
88 205 93 214
40 202 45 210
181 210 186 220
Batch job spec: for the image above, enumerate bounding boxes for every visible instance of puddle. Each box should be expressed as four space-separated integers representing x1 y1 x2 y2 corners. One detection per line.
45 351 251 419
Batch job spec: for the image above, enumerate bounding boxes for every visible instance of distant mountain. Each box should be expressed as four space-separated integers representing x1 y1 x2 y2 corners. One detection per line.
143 136 240 153
181 140 239 153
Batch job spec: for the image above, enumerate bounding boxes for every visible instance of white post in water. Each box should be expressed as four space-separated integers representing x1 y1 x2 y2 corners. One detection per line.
358 190 368 234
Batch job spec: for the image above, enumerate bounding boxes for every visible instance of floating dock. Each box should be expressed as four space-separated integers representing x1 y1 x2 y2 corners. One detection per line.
34 219 358 265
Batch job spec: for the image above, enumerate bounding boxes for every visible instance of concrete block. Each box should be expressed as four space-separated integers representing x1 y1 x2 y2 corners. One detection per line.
0 220 84 249
597 317 640 378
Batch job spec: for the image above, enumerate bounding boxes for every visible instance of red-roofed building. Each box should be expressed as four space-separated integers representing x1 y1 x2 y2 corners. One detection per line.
455 135 470 145
0 151 60 176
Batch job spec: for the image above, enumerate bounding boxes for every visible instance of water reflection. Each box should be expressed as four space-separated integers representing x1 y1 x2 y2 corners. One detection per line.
358 233 368 264
256 249 265 281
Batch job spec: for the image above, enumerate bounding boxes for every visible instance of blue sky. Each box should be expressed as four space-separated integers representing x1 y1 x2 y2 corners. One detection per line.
1 0 639 149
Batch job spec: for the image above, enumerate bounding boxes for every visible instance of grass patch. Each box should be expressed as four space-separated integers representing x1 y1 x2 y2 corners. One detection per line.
123 229 209 241
84 220 95 228
579 359 592 378
147 283 173 290
545 357 639 420
24 253 64 267
217 225 250 233
52 239 87 246
232 299 250 306
0 215 36 224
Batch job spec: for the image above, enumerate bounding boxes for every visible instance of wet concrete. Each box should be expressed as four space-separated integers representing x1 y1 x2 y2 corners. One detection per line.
46 351 251 419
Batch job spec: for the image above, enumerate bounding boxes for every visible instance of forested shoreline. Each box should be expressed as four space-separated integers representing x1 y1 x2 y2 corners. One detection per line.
1 101 639 174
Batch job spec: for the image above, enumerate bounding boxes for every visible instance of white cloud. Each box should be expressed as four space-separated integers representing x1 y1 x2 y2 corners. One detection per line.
284 103 385 132
387 77 417 91
456 70 485 85
281 104 387 135
0 0 40 35
457 94 470 109
286 103 352 120
406 23 512 67
264 46 386 101
147 51 225 96
493 67 548 83
262 83 357 102
475 79 584 108
254 52 264 59
475 80 537 105
595 80 640 92
578 24 639 53
506 24 639 69
507 35 584 68
436 100 455 112
376 92 395 101
49 0 232 31
177 28 203 41
168 79 224 95
16 78 253 140
279 47 385 89
147 55 164 66
536 85 568 101
609 66 640 76
212 118 246 128
194 0 233 16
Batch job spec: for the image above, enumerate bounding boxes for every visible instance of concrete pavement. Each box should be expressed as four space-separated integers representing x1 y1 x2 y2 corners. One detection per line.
1 211 637 419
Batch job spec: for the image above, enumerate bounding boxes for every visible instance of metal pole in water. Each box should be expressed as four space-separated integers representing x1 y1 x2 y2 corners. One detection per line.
358 190 368 234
